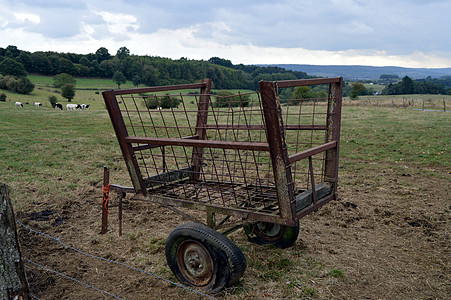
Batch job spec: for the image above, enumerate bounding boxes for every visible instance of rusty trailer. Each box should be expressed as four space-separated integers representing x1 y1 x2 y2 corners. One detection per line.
102 77 343 292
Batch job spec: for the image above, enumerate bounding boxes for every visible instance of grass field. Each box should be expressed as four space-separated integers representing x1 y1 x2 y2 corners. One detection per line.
1 81 450 299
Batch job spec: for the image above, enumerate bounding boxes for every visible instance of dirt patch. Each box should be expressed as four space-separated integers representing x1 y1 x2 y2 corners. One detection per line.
16 161 450 299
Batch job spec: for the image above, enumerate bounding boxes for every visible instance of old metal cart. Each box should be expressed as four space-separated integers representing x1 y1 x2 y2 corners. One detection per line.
101 77 343 292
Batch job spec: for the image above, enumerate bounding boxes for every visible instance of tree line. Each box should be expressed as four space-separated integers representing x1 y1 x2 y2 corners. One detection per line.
0 45 311 91
382 76 451 95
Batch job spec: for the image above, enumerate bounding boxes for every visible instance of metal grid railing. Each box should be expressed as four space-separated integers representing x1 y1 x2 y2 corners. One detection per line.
103 78 342 223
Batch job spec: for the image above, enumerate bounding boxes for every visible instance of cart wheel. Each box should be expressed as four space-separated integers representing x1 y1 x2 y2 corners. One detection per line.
243 222 299 249
165 223 246 293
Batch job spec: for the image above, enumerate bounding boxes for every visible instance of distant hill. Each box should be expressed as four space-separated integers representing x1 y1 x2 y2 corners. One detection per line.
260 64 451 80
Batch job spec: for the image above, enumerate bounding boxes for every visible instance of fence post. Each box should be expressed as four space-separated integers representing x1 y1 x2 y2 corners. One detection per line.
422 100 425 111
101 167 109 234
444 98 446 112
0 183 30 300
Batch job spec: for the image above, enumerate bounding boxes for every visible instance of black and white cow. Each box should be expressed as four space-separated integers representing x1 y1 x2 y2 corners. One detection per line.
34 102 42 107
15 102 23 108
55 103 63 110
66 104 82 111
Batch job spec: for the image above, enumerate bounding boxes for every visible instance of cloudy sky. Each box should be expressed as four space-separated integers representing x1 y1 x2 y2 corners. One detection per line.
1 0 450 68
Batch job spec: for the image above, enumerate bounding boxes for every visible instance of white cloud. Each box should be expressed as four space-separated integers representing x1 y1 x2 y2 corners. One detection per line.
13 13 40 24
95 11 139 35
0 0 450 68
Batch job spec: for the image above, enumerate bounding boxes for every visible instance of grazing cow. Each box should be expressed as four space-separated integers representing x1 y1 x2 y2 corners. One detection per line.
66 103 81 111
15 102 23 108
80 104 90 110
55 103 63 110
34 102 42 107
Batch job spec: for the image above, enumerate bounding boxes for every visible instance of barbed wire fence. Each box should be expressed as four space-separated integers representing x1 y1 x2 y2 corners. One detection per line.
16 220 217 300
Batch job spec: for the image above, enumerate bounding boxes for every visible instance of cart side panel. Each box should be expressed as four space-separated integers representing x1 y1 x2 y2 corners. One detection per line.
191 78 212 181
259 80 296 222
102 90 147 195
266 77 343 217
325 78 343 196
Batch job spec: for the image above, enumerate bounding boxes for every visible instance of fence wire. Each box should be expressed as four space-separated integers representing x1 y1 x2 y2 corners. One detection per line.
17 220 217 300
24 258 124 300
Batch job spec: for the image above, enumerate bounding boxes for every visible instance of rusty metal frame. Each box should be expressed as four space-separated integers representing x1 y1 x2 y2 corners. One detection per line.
102 77 343 231
258 77 343 220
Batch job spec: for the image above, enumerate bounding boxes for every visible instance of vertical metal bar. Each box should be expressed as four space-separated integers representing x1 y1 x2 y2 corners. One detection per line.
259 81 296 223
101 166 109 234
118 192 124 236
191 79 212 181
308 156 317 204
324 78 343 197
102 90 147 195
206 210 215 229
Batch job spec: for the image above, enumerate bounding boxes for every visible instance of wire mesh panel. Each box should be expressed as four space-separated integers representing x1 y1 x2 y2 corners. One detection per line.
103 77 342 225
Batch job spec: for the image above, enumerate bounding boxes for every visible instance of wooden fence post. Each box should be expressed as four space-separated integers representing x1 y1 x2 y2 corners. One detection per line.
0 183 30 299
444 99 446 112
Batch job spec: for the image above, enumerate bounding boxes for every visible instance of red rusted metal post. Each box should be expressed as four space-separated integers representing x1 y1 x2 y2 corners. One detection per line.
324 78 343 196
259 80 296 225
101 166 109 234
102 90 146 195
191 78 212 181
118 193 124 236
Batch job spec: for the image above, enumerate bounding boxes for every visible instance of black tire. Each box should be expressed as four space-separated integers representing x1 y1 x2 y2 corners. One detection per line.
243 222 299 249
165 223 246 293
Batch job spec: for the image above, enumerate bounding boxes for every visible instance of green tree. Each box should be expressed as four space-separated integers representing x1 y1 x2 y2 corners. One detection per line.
214 91 250 107
132 75 141 87
99 59 117 77
0 57 27 77
61 83 75 102
48 95 58 108
0 93 6 102
79 57 90 67
53 73 76 88
6 45 20 57
293 86 314 101
59 57 75 74
208 57 233 68
16 77 34 94
112 71 127 88
159 94 181 108
95 47 111 63
350 82 367 100
142 65 159 86
116 46 130 60
17 52 33 72
399 76 415 94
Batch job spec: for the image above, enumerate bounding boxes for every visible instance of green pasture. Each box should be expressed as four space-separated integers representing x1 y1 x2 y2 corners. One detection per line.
1 98 449 206
2 75 256 110
1 93 449 298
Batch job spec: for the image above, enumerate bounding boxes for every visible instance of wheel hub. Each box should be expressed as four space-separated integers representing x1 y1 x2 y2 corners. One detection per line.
177 240 214 286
